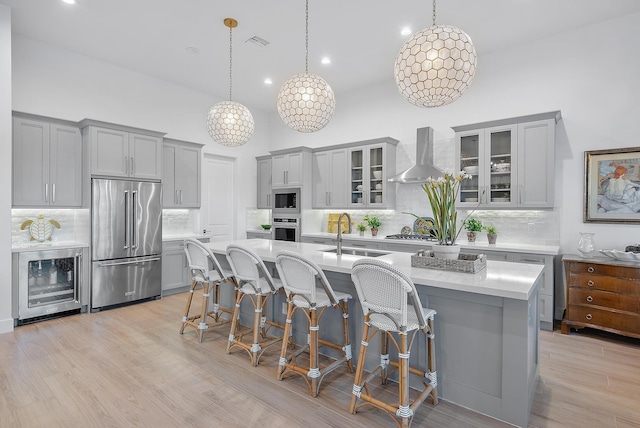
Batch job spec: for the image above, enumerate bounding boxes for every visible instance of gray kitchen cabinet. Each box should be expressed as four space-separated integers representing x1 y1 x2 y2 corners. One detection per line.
162 237 210 294
246 231 272 239
347 138 398 209
256 155 272 209
342 239 381 250
12 115 82 207
271 148 311 188
163 139 203 208
301 236 334 245
81 120 164 180
512 252 555 331
312 148 348 208
453 111 560 209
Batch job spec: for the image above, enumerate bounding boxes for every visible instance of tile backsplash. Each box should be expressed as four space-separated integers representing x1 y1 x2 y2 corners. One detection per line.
12 209 89 245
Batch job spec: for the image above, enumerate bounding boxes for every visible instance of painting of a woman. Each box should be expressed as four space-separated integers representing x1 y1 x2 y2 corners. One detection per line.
597 163 640 213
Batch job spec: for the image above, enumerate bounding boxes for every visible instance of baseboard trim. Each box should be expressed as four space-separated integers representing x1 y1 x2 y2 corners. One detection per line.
0 317 15 335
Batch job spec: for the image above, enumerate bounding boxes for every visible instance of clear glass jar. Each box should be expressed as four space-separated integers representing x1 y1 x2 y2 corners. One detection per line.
577 232 596 258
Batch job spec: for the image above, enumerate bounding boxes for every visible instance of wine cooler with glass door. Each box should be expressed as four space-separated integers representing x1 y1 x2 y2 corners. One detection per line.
12 247 89 325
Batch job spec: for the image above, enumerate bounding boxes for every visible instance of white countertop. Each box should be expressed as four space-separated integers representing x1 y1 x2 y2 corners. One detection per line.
12 240 89 253
302 232 559 255
162 233 210 242
205 239 543 301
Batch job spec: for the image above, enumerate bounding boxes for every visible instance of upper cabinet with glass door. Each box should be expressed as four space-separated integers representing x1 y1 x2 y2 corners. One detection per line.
454 111 561 209
348 138 398 209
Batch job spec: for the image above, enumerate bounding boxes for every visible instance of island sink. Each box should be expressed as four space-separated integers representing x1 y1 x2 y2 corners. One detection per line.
320 248 389 257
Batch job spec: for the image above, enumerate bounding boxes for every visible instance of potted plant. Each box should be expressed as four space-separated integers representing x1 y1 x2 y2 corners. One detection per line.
463 217 483 242
484 225 498 244
363 215 381 236
356 222 367 236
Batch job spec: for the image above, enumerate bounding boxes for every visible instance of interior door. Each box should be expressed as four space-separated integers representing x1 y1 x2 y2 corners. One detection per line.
202 154 235 242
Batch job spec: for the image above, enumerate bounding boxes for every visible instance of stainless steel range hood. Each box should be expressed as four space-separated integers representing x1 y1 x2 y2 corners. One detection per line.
388 127 443 184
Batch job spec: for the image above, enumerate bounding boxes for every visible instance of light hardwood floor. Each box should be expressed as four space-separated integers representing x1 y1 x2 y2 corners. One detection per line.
1 292 639 428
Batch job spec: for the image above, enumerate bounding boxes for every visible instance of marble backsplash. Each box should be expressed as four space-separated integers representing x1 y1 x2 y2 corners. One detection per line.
11 209 90 245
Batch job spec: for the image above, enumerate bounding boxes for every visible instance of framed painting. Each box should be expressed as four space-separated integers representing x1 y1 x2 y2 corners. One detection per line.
584 147 640 223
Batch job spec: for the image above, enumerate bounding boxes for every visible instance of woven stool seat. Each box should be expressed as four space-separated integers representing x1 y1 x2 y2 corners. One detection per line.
180 239 236 343
275 250 353 397
350 258 438 427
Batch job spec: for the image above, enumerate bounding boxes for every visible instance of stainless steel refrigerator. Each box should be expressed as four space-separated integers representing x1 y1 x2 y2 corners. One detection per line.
91 178 162 310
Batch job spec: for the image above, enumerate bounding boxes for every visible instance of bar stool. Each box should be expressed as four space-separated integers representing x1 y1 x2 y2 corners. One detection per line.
225 244 285 366
349 258 438 428
180 238 236 343
274 250 353 397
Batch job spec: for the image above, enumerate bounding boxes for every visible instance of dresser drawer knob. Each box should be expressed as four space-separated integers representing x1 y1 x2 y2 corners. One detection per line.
586 296 593 303
585 313 592 320
587 280 594 287
587 266 595 273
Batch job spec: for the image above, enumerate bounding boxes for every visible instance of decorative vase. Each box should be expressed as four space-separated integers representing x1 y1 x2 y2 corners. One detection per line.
371 228 378 237
432 244 460 260
487 233 497 245
359 230 364 237
467 231 477 242
577 232 596 258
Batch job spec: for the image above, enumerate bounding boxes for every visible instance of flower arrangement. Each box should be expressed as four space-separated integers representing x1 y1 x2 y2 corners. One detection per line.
421 170 471 245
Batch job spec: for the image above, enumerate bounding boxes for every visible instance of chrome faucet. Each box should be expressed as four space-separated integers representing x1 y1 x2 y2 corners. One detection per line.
336 212 352 255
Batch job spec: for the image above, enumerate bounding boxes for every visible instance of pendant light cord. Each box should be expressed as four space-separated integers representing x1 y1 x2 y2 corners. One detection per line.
228 23 233 101
432 0 437 26
305 0 309 74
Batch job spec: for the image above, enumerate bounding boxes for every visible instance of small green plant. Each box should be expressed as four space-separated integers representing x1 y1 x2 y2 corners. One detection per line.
356 222 367 232
363 215 381 229
484 225 497 235
463 217 483 232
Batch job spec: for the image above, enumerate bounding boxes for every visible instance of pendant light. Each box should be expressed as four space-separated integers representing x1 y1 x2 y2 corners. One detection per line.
394 0 477 108
206 18 254 147
277 0 335 133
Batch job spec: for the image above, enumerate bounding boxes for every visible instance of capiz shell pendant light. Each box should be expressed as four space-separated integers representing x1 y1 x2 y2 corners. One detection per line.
207 18 254 147
277 0 335 133
394 0 477 108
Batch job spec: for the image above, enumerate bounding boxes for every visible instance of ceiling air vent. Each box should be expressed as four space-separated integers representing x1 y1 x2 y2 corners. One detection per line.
245 36 270 47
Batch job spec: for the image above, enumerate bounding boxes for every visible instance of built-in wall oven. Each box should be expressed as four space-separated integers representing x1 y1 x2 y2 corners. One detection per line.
12 247 89 325
273 217 301 242
272 188 300 215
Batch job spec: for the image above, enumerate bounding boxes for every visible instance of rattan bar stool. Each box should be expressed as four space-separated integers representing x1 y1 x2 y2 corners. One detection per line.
180 238 236 343
349 258 438 428
274 250 353 397
225 244 286 366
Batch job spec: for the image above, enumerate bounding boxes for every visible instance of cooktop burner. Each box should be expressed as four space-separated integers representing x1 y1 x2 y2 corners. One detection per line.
385 234 438 241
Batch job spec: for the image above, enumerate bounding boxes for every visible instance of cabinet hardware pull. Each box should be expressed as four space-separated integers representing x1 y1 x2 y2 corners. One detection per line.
124 156 128 175
52 184 56 203
586 296 593 303
175 190 179 205
585 313 592 320
131 157 135 175
587 280 594 287
587 266 594 273
45 183 49 202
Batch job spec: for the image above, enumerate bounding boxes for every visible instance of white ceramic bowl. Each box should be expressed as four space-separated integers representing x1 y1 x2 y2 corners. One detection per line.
494 163 511 172
599 249 640 262
463 166 478 174
372 170 382 179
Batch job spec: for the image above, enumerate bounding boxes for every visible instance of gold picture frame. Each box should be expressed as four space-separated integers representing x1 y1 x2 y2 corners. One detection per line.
584 147 640 223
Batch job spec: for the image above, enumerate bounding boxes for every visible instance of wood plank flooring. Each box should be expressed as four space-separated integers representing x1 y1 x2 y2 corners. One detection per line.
1 292 639 427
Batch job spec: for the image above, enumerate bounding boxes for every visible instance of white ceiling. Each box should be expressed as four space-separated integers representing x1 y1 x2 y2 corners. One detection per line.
3 0 640 112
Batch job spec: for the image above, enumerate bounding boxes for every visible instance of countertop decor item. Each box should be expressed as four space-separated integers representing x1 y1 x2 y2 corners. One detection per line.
261 224 272 230
599 249 640 262
411 250 487 273
485 225 498 245
625 244 640 253
357 222 367 236
463 217 483 242
276 0 335 133
206 18 254 147
401 226 412 235
577 232 596 258
363 214 381 236
20 214 61 242
394 0 476 108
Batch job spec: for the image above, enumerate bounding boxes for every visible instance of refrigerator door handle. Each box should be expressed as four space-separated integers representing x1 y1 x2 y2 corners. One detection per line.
73 252 81 303
123 190 130 249
132 190 138 249
96 257 161 267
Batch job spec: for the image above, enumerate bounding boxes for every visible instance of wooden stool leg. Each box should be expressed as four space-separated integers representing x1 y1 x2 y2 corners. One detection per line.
349 319 371 414
180 280 199 334
341 299 353 372
427 316 438 405
197 281 211 343
227 290 243 354
380 330 390 385
277 301 295 380
308 307 320 397
250 294 264 366
398 333 411 427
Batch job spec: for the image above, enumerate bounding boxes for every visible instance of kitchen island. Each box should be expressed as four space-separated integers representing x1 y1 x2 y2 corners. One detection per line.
205 239 543 427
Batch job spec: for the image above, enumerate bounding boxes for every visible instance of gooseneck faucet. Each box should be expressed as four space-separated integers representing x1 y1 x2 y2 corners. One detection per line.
336 212 352 255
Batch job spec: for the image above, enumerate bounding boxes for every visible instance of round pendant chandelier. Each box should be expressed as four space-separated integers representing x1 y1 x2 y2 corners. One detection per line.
207 18 254 147
394 0 477 108
277 0 335 133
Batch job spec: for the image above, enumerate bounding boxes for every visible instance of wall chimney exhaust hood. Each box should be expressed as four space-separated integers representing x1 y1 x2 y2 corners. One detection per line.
388 127 443 184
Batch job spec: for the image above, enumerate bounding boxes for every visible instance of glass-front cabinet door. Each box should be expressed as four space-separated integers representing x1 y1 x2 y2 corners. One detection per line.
486 125 516 206
368 145 385 206
458 131 482 204
349 148 365 206
348 144 388 207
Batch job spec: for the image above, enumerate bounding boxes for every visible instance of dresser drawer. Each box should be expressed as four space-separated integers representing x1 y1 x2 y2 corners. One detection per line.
569 262 640 280
568 288 639 313
567 305 640 334
568 273 640 295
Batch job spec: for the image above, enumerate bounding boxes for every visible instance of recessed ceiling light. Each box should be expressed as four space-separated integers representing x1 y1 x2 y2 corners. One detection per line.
321 57 331 65
62 0 76 4
401 27 412 36
264 78 273 85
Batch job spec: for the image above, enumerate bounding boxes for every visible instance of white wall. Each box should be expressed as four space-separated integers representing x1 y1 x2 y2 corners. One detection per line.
268 11 640 255
11 35 272 239
0 5 13 334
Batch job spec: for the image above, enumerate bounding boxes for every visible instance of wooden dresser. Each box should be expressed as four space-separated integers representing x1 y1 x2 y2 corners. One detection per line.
562 255 640 339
